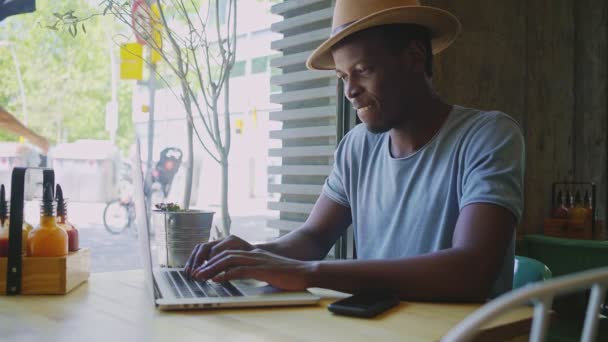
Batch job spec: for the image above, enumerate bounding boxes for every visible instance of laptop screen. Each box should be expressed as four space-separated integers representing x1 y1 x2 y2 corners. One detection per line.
132 139 157 301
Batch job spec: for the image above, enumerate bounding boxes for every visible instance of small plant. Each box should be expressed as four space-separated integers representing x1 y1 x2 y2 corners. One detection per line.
154 202 182 212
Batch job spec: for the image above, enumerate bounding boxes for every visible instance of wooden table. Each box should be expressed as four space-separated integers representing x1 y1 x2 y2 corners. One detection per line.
0 270 533 341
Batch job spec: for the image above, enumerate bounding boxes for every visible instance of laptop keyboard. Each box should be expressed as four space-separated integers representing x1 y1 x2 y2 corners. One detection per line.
163 270 243 299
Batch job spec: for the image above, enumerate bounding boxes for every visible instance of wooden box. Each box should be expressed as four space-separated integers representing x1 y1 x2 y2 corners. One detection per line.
543 218 605 240
0 248 90 295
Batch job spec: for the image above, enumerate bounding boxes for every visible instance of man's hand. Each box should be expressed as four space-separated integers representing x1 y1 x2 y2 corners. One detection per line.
192 248 317 291
184 235 255 277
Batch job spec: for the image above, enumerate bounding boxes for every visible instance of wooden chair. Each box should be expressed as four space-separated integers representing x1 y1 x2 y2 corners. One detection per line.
442 267 608 342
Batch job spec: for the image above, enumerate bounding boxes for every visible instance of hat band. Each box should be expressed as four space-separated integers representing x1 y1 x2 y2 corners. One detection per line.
331 20 355 37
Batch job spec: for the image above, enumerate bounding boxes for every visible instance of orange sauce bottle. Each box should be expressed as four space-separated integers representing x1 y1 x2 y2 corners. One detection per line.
569 190 588 221
56 184 78 252
0 184 33 255
27 184 68 257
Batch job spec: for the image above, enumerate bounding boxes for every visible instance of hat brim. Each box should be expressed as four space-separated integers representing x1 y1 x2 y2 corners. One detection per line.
306 6 461 70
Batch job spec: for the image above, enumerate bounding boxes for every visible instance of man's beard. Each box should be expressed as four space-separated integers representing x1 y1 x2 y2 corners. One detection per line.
364 121 391 134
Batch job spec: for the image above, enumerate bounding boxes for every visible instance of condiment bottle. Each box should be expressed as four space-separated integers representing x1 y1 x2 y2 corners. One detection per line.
552 190 568 219
569 190 587 220
56 184 78 252
565 190 574 209
0 184 7 229
27 184 68 257
0 223 7 257
583 190 593 220
0 184 34 255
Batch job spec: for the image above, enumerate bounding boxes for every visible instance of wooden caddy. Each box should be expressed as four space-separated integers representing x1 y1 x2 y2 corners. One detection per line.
543 182 605 240
0 248 90 295
2 167 90 295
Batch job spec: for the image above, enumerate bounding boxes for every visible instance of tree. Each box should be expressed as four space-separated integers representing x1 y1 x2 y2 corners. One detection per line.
0 0 134 153
81 0 238 236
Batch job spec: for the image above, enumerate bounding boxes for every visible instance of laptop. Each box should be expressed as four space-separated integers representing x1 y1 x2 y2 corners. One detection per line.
131 141 320 310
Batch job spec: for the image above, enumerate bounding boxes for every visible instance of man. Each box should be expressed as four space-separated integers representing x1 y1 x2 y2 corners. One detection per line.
185 0 525 302
0 106 49 154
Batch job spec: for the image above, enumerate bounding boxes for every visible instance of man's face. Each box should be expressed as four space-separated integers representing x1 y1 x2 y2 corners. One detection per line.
332 32 422 133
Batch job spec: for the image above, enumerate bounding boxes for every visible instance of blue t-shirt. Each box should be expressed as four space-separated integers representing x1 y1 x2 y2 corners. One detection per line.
323 105 525 297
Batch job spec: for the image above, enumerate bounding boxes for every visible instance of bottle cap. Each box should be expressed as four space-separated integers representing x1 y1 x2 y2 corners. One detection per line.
41 183 55 216
56 184 67 217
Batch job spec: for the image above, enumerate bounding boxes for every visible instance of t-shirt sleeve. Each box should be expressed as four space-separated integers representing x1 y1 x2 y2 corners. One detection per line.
460 113 525 223
322 134 351 208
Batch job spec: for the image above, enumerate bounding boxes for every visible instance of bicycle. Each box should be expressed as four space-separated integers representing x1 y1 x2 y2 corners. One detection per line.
103 147 183 235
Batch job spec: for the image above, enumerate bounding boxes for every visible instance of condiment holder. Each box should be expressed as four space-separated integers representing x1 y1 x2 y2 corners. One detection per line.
0 167 90 295
543 181 605 240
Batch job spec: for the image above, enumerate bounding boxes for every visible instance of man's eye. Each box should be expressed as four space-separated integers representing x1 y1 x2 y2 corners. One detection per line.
358 67 370 74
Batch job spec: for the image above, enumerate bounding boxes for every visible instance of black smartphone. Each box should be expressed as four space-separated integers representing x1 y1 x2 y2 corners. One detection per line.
327 294 400 318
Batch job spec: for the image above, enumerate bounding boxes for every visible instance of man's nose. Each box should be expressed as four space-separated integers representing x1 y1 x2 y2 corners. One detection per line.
344 79 362 101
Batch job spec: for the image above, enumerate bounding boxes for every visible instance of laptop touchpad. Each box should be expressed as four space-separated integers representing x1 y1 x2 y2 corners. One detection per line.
232 279 282 295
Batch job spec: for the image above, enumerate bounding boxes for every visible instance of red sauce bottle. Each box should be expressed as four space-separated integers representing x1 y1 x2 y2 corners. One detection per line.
56 184 79 252
0 184 8 257
0 228 8 257
552 190 568 219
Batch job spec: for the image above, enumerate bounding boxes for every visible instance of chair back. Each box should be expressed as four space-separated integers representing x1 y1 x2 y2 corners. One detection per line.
442 267 608 342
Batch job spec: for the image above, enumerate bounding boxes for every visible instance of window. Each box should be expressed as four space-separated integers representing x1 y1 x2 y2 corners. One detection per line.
251 56 269 74
230 61 246 78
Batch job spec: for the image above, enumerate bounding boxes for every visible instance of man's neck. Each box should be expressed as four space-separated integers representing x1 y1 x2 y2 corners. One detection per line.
388 100 452 159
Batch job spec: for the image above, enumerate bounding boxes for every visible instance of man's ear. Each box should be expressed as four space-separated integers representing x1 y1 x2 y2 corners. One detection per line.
404 40 427 74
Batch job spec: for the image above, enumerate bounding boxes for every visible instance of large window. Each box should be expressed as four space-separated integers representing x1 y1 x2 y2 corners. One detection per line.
230 60 246 78
251 56 269 74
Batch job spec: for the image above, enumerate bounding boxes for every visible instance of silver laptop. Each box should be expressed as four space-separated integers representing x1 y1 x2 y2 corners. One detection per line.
132 141 320 310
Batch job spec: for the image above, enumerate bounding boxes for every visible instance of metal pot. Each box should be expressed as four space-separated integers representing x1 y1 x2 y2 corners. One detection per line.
153 210 215 267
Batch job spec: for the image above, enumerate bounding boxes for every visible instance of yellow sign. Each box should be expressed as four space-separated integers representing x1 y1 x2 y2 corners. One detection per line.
120 43 143 80
235 118 244 134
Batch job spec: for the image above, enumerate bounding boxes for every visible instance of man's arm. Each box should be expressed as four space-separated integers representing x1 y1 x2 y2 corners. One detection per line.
197 201 515 302
255 194 352 260
186 193 352 276
0 106 49 154
308 203 515 301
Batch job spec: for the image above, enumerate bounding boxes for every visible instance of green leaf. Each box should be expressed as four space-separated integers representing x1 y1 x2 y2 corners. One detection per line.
82 24 86 34
53 12 62 19
73 23 78 36
45 25 58 31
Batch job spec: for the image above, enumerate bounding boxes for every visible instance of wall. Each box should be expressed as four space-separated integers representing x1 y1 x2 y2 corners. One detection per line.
427 0 607 235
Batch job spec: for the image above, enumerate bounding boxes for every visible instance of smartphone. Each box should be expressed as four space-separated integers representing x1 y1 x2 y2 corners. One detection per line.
327 294 400 318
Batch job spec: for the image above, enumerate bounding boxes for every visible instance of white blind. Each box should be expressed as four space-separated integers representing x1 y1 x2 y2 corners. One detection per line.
268 0 337 235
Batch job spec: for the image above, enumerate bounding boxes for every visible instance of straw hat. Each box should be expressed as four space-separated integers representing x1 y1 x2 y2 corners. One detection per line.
306 0 461 70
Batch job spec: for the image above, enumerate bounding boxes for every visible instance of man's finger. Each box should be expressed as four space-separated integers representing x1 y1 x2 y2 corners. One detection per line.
193 254 258 280
205 249 260 267
207 236 246 260
213 266 249 283
187 240 219 275
184 243 203 275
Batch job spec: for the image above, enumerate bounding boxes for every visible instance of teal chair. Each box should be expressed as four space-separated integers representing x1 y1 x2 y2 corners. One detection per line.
513 255 552 289
519 235 608 341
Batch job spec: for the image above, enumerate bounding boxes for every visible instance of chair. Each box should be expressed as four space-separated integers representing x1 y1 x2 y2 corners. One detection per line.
442 267 608 342
513 255 552 289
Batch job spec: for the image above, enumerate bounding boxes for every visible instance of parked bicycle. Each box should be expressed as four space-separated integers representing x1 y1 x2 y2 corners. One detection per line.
103 147 183 235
